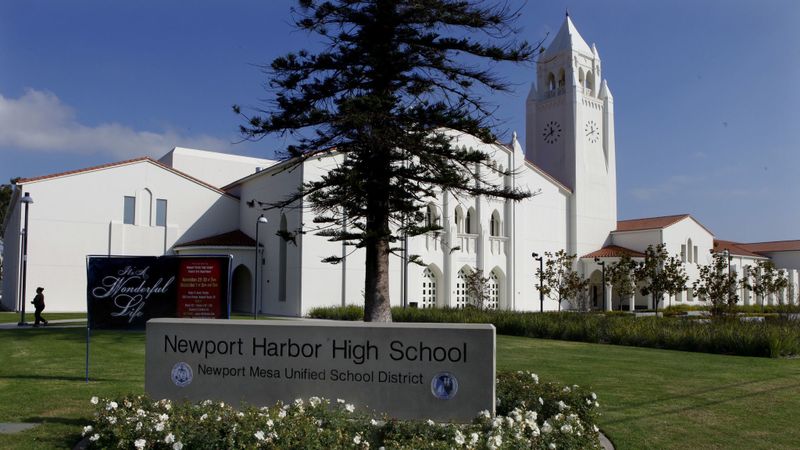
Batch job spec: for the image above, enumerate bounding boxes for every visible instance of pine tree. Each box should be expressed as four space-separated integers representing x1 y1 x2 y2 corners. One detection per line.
235 1 536 321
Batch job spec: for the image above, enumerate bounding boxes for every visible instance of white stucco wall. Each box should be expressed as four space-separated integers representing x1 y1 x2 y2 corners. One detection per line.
1 161 239 312
160 147 275 189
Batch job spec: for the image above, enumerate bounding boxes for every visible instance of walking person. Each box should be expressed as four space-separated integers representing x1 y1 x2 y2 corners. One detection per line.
32 287 48 327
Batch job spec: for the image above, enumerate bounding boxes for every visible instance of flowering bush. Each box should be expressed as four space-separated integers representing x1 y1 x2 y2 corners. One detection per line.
84 372 601 449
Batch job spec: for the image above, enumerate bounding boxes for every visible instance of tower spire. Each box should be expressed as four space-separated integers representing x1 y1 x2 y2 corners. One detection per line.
566 8 569 18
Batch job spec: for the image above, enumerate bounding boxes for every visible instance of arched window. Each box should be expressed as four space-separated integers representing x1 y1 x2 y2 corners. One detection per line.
547 73 556 91
579 68 585 86
558 69 566 89
425 203 438 228
687 238 693 263
466 208 476 234
455 268 471 308
585 71 594 91
279 214 288 302
420 267 438 308
138 188 152 226
486 270 500 310
454 206 464 233
489 210 501 237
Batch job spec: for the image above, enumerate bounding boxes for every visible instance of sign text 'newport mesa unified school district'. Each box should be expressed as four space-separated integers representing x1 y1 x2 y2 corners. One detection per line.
145 319 495 422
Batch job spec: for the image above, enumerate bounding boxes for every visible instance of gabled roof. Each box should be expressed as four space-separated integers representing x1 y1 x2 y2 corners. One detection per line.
713 240 767 258
175 230 257 248
615 214 690 232
738 240 800 253
581 245 645 259
542 15 593 58
15 157 233 197
522 158 572 193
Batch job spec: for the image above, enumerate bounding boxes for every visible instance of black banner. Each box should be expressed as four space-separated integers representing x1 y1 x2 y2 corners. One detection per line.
87 255 231 329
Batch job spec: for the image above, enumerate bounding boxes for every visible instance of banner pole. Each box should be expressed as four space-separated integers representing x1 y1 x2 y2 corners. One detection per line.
85 325 91 383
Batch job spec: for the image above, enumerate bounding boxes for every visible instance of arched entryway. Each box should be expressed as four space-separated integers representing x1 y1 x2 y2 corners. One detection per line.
231 264 252 313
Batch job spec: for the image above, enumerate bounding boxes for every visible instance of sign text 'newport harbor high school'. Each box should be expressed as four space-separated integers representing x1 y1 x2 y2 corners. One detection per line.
146 319 495 422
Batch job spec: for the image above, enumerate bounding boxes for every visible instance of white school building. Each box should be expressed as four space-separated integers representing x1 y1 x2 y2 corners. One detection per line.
3 16 799 314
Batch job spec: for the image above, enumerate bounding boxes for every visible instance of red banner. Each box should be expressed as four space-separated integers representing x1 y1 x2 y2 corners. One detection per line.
176 258 224 319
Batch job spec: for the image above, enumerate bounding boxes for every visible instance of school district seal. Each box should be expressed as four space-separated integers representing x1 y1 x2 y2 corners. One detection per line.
430 372 458 400
171 362 193 387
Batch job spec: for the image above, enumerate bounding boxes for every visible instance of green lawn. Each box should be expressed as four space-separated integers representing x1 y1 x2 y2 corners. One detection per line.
0 312 86 324
1 327 798 449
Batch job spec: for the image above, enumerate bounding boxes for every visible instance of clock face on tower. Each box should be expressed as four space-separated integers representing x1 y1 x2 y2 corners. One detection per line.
585 120 600 143
542 120 562 144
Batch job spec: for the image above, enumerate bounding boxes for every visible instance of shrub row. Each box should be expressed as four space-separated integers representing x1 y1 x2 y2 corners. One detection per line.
308 306 800 358
85 371 601 449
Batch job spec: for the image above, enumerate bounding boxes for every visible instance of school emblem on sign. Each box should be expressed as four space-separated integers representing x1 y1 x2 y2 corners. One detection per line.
171 362 193 387
430 372 458 400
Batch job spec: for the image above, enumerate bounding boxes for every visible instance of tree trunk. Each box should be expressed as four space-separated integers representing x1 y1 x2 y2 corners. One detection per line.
364 216 392 322
362 150 393 322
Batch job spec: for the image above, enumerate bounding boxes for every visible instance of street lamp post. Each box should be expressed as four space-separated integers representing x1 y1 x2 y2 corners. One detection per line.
723 249 732 303
18 192 33 326
594 257 606 311
533 253 544 312
253 215 268 320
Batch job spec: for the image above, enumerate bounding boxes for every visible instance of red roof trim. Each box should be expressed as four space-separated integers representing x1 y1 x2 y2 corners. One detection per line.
738 240 800 253
16 157 233 197
581 245 645 259
713 240 767 258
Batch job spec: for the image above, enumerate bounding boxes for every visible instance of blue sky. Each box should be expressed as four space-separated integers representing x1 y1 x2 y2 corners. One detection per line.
1 0 798 243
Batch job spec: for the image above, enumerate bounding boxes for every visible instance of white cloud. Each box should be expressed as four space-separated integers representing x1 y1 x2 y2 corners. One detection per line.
0 88 229 158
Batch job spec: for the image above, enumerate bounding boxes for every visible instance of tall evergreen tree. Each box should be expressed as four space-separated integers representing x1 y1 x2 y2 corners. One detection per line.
236 1 536 321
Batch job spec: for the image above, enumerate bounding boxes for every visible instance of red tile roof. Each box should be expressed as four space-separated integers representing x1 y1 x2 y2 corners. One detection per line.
16 157 230 196
615 214 690 232
713 240 766 258
738 240 800 253
581 245 645 259
176 230 257 248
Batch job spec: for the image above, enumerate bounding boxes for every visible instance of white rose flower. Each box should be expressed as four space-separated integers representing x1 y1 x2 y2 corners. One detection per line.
531 373 539 383
165 433 175 444
107 401 118 410
200 414 208 421
90 397 99 405
136 409 146 417
592 425 599 432
155 422 165 432
469 432 480 445
454 430 465 445
353 434 362 444
542 421 553 434
309 396 321 407
134 438 146 449
266 419 274 428
345 403 355 413
90 434 100 442
557 401 568 411
255 430 266 441
370 419 379 426
538 397 544 405
82 425 93 436
549 443 557 449
591 392 597 400
560 424 573 434
427 419 436 426
278 409 287 419
107 416 117 425
337 398 345 404
173 442 184 450
159 413 169 421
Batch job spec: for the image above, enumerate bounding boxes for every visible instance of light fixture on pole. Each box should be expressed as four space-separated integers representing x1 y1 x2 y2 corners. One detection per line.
18 192 33 327
253 215 268 320
723 249 732 301
533 252 544 312
594 257 606 311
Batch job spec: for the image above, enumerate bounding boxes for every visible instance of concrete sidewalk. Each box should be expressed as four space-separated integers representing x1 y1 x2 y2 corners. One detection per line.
0 319 86 330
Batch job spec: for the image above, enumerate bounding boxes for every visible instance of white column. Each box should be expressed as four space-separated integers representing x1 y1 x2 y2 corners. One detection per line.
629 294 635 312
605 284 613 312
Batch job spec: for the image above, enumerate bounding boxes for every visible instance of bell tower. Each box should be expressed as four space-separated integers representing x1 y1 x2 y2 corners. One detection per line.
525 14 617 257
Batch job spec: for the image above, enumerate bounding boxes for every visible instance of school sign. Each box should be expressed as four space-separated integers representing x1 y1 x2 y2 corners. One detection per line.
145 319 495 422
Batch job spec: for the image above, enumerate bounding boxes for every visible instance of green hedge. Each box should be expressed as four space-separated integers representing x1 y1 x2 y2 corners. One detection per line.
308 306 800 358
